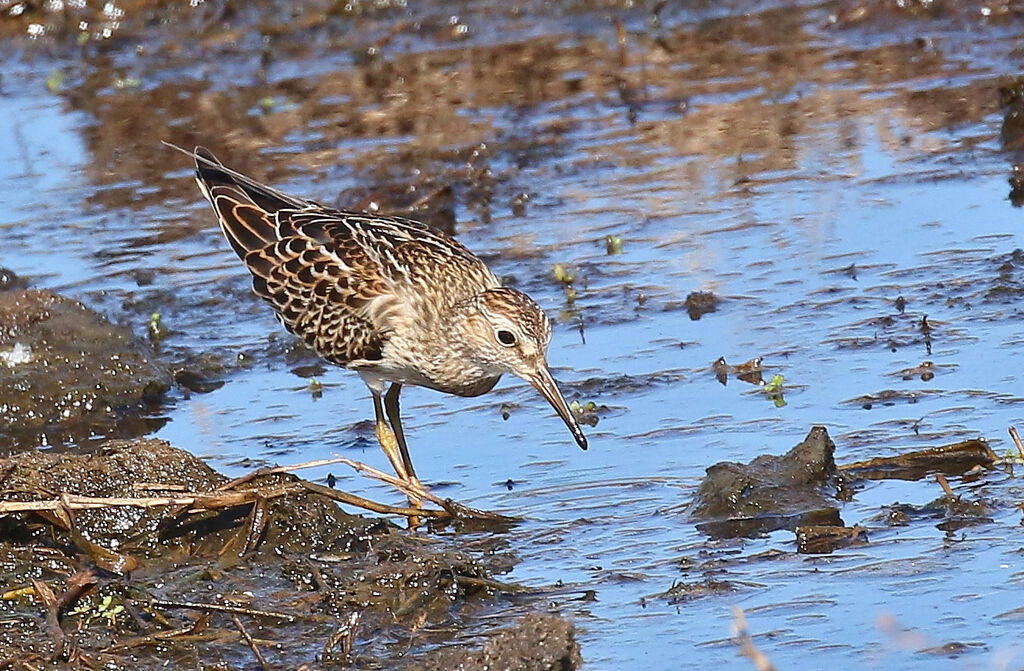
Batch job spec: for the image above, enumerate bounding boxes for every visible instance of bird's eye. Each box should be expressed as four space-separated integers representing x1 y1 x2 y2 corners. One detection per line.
496 329 517 346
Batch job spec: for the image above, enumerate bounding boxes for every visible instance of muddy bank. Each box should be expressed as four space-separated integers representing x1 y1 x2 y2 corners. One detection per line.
0 438 578 669
0 289 171 451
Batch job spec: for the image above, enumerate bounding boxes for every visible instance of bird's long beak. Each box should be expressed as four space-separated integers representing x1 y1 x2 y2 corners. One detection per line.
529 364 588 450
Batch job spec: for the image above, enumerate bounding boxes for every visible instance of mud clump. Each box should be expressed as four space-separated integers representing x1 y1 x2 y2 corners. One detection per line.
0 439 222 560
405 613 582 671
1001 76 1024 206
682 291 719 321
0 268 26 292
0 439 566 669
0 289 171 450
690 425 846 537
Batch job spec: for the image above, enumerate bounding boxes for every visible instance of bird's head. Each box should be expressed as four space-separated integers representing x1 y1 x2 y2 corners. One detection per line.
459 287 588 450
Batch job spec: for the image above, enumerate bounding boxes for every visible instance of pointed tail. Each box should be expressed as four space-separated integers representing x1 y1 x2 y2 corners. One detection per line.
164 141 309 259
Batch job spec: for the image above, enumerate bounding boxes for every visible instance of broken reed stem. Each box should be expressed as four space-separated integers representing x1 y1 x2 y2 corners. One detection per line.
1009 426 1024 458
731 607 777 671
0 485 302 514
300 481 447 518
231 614 270 671
145 598 297 622
214 455 457 518
331 457 516 520
0 485 442 520
935 473 954 497
329 457 448 506
0 454 516 522
327 457 510 519
216 456 361 491
0 458 446 520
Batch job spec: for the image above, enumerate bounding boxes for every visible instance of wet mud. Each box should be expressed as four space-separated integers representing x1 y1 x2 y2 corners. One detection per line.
0 439 570 669
0 290 170 450
690 426 847 538
690 426 1000 549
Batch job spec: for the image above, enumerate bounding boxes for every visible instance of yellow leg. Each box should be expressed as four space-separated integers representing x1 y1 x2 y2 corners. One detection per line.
373 393 423 510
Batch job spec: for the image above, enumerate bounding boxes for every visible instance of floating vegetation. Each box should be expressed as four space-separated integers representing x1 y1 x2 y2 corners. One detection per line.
552 264 576 284
605 235 623 255
148 312 165 341
763 373 786 407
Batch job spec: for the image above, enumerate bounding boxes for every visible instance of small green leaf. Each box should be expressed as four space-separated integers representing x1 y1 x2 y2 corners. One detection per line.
553 264 576 284
46 70 64 94
763 374 784 393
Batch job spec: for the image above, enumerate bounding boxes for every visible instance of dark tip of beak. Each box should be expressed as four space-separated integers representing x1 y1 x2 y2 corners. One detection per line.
529 365 589 451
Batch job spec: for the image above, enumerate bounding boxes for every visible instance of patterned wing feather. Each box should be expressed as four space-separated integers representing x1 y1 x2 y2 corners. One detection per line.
188 146 500 369
244 233 385 364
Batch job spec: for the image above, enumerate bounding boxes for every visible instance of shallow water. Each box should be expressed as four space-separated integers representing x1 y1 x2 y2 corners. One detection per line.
5 1 1024 668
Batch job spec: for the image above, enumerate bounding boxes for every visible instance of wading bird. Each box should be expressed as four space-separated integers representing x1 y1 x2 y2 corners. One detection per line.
169 143 587 510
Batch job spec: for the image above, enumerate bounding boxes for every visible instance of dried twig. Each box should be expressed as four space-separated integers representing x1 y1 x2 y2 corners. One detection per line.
232 614 269 670
217 456 358 491
1010 426 1024 458
330 457 513 521
104 613 213 652
731 607 777 671
0 485 301 514
299 481 447 518
935 473 955 497
144 598 297 622
131 483 189 492
1 473 443 521
1 453 509 527
330 457 444 503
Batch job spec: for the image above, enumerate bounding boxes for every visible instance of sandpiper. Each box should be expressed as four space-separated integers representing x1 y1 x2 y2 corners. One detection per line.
169 144 587 509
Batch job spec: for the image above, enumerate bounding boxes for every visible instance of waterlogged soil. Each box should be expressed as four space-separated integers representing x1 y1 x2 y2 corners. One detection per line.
0 439 564 669
0 289 170 449
5 0 1024 669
